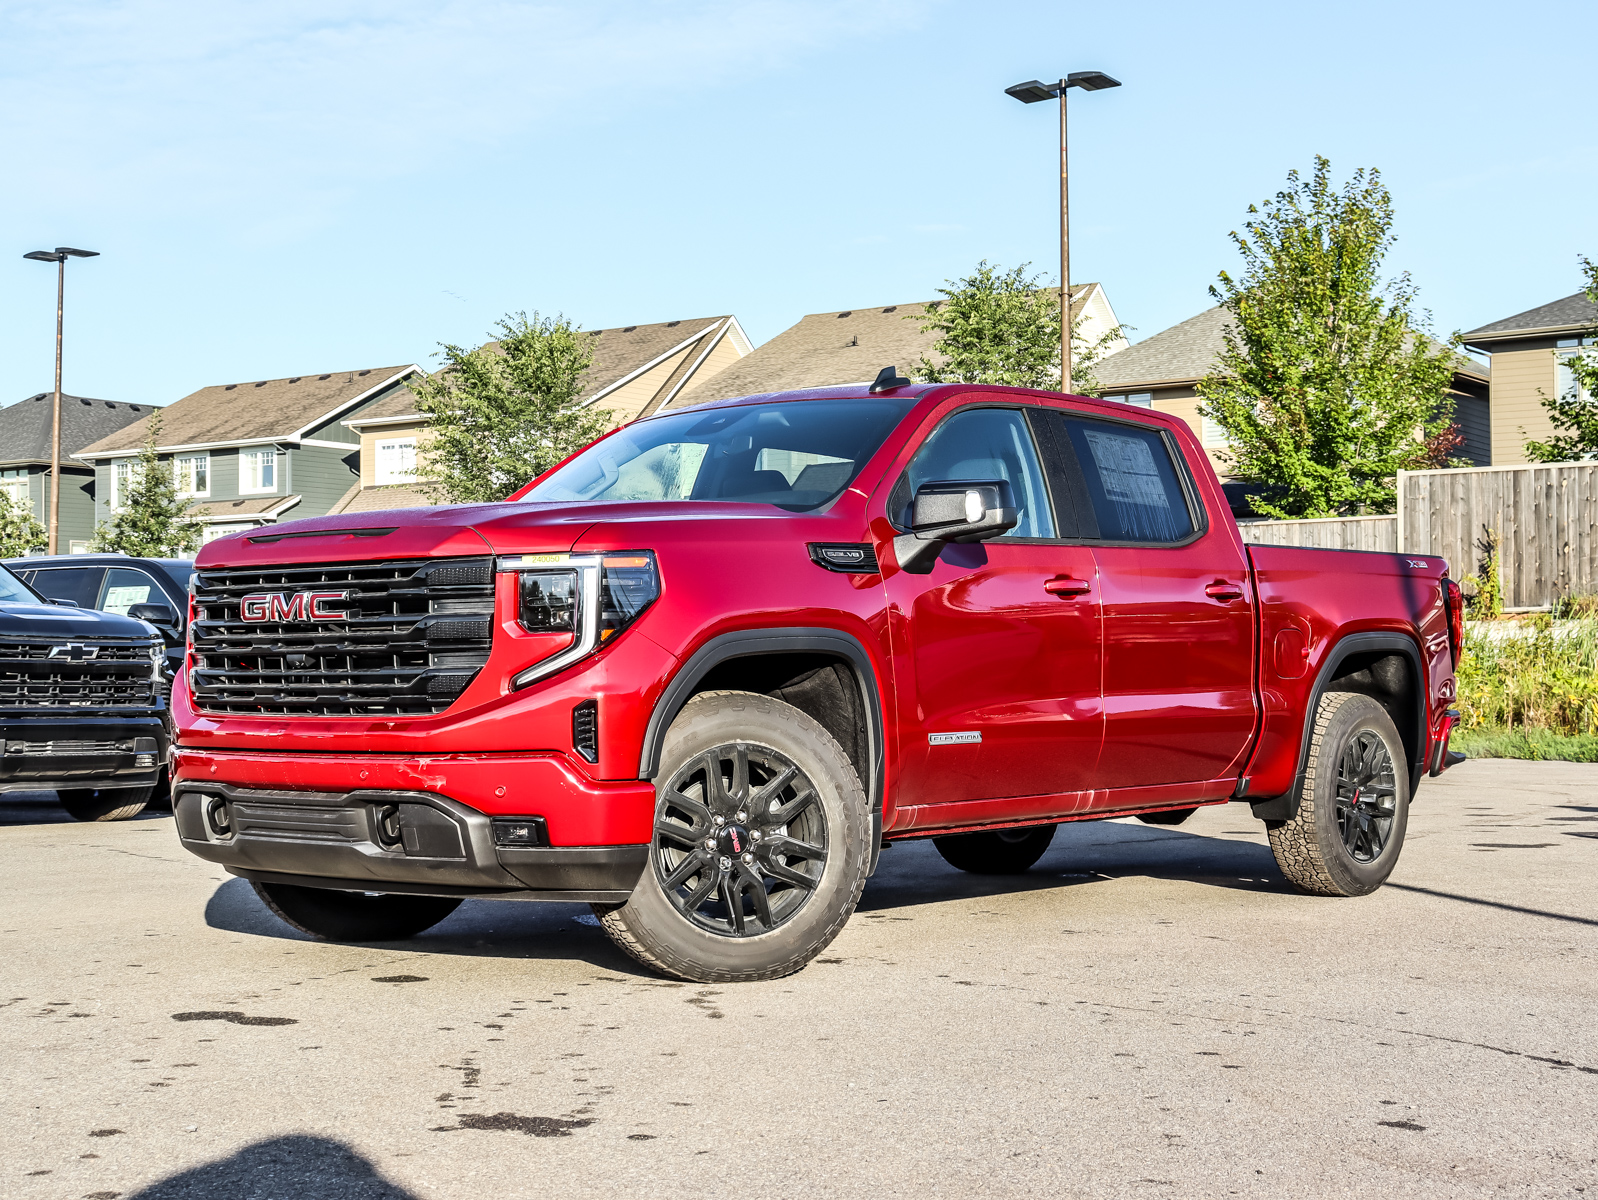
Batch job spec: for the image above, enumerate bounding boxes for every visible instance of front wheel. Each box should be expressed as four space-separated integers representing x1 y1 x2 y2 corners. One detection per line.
933 824 1057 874
1267 692 1410 897
595 690 870 983
251 881 462 941
58 786 152 822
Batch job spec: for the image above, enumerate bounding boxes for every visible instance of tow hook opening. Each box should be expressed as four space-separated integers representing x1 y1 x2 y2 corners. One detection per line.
375 804 404 850
204 796 232 838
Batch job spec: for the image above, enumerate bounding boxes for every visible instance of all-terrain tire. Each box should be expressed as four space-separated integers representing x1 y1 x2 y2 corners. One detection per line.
594 690 871 983
58 786 152 822
1136 807 1198 826
251 881 462 941
933 824 1057 874
1267 691 1410 897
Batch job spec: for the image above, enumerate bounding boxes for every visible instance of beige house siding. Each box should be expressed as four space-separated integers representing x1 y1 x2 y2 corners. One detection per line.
357 418 432 488
1487 346 1561 466
588 345 698 425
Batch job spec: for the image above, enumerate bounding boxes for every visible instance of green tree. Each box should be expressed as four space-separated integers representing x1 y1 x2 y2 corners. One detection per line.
1196 157 1460 518
1524 256 1598 463
409 311 609 504
88 413 205 557
0 491 46 557
912 261 1127 394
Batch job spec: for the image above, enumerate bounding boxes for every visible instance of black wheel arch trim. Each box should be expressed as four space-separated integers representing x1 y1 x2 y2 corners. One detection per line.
637 626 887 852
1249 630 1426 822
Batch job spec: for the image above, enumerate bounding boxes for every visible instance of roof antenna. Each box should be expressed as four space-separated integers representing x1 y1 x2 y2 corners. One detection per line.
869 366 911 394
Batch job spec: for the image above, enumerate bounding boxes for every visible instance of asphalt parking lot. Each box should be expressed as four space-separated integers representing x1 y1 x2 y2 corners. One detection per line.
3 758 1596 1200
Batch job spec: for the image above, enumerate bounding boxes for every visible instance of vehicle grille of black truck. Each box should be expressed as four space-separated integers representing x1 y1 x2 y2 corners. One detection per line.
0 638 159 709
189 556 495 717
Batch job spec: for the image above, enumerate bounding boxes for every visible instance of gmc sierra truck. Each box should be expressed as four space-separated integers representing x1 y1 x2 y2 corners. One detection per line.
170 376 1464 982
1 562 169 821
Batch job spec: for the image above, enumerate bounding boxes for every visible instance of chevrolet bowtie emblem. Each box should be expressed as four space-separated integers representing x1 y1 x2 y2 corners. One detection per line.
48 643 99 661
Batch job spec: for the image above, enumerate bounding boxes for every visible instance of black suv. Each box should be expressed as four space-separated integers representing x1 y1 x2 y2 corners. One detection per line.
0 562 170 821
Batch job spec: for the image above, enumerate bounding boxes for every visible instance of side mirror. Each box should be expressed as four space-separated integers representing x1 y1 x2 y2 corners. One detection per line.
892 479 1019 574
128 602 179 630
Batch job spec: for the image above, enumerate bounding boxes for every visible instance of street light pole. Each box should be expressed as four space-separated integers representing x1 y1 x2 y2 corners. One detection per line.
24 246 99 555
1006 71 1121 393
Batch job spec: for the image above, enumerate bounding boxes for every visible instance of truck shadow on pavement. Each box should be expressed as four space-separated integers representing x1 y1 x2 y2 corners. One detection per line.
202 820 1289 968
122 1134 418 1199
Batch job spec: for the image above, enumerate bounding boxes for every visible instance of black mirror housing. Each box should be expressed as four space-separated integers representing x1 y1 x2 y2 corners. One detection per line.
128 602 178 629
893 479 1019 574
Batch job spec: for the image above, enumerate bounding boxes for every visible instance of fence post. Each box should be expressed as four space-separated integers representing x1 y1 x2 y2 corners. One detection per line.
1396 469 1406 554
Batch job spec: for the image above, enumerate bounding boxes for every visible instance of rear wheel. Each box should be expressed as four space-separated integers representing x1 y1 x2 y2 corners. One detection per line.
595 690 870 983
58 786 152 822
933 824 1057 874
251 881 462 941
1267 692 1410 897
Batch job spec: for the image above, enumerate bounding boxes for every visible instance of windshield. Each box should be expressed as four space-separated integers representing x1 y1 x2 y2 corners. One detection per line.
0 564 41 605
525 398 915 511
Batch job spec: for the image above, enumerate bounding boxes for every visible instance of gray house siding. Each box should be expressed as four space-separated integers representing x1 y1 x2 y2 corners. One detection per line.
287 445 362 517
305 382 409 444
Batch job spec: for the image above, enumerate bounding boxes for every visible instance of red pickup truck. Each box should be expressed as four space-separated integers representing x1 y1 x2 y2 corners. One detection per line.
171 377 1464 982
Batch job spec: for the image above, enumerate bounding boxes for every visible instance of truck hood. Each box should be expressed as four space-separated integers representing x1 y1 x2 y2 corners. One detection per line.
0 600 158 640
194 501 799 567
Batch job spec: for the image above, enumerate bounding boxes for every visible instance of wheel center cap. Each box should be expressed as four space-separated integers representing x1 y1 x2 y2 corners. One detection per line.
719 823 752 857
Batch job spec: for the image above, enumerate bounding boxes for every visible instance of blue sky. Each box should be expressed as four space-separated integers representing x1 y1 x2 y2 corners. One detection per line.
2 0 1592 408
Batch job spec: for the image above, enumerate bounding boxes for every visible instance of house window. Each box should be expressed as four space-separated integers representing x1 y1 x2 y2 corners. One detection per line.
1118 393 1154 408
112 459 141 509
0 471 27 508
175 453 210 497
241 449 278 494
203 522 253 544
1201 416 1233 449
1557 350 1595 405
375 438 417 484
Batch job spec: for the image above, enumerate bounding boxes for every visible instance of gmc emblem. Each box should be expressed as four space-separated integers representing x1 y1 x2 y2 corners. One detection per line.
239 590 349 623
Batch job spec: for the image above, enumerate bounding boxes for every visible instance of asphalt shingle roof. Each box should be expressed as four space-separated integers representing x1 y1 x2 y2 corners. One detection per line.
0 392 150 466
1463 292 1598 341
76 366 417 457
348 317 733 425
681 287 1101 406
1093 305 1487 389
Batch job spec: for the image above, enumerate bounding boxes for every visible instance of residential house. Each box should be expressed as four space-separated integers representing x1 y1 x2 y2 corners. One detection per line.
1092 305 1492 476
0 392 150 551
331 316 750 514
1462 291 1598 465
678 283 1126 406
74 366 422 545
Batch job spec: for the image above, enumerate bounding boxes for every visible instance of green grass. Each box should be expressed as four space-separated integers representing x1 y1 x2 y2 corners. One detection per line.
1448 724 1598 763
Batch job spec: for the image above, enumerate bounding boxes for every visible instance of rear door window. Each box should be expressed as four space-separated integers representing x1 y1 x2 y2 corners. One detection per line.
1065 418 1197 543
25 566 105 609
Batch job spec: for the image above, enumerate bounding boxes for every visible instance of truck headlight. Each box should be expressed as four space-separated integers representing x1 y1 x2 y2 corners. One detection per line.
501 552 659 688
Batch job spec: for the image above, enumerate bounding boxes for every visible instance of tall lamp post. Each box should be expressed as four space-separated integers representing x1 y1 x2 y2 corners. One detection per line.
1005 72 1120 393
23 246 100 555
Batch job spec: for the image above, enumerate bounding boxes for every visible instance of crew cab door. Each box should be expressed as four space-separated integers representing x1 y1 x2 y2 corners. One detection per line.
1032 409 1256 791
881 404 1104 810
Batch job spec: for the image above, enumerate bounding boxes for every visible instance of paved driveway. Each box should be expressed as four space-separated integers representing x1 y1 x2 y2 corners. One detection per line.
3 759 1595 1199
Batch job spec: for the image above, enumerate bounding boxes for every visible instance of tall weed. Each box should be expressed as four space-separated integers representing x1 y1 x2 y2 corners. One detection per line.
1455 616 1598 735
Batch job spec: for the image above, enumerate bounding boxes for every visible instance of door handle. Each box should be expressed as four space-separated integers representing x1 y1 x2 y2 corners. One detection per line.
1205 580 1245 601
1044 576 1092 597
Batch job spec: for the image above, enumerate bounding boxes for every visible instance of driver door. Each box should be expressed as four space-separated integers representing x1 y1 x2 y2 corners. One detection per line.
881 404 1104 819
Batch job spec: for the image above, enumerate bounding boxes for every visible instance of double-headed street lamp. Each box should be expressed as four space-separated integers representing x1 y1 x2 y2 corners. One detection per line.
23 246 100 555
1006 71 1121 394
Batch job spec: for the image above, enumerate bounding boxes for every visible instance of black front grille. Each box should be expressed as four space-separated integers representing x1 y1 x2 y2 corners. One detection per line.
189 556 496 717
0 639 159 710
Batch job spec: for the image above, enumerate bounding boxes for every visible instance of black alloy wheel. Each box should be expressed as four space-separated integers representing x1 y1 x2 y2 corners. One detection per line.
654 742 828 938
1334 730 1398 864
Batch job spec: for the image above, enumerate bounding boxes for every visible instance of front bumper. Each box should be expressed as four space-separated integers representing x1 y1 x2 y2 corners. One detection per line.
0 714 167 793
171 749 655 902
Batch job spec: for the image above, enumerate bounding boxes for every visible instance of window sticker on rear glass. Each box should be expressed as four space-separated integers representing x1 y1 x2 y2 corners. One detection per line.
1081 428 1182 542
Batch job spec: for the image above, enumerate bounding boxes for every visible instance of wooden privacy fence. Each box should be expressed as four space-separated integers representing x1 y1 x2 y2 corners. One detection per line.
1236 460 1598 609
